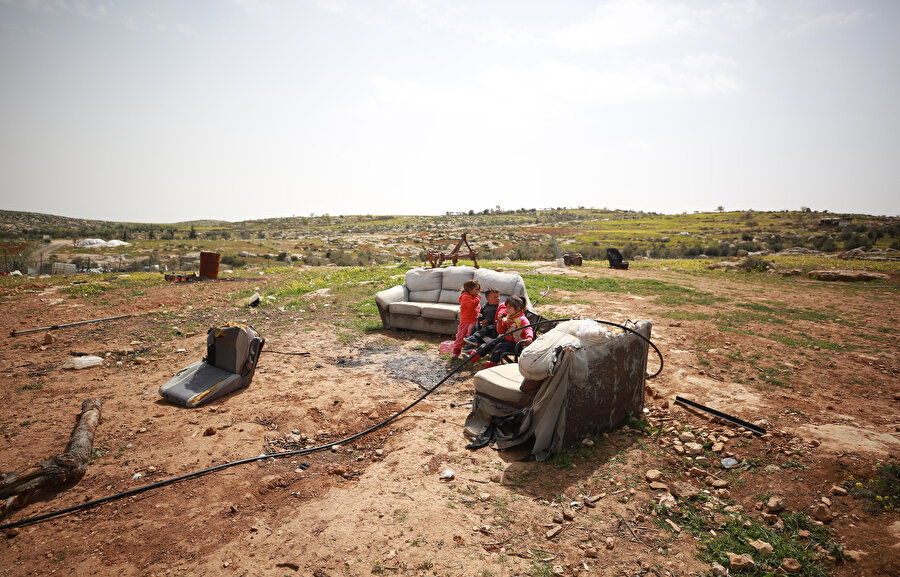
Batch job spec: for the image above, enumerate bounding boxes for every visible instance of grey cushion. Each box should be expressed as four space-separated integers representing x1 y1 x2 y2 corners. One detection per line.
409 289 442 303
421 303 460 320
441 266 476 290
475 268 523 297
405 268 442 291
439 289 462 304
389 302 424 316
473 363 529 406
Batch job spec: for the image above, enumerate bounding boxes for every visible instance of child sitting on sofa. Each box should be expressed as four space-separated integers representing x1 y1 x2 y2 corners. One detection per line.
485 295 533 367
452 279 481 360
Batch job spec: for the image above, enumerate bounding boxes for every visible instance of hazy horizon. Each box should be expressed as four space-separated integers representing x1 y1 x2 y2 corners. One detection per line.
2 1 898 222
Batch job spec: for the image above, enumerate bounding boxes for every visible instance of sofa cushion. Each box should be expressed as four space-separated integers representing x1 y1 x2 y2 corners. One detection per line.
405 268 443 292
389 302 424 316
409 289 442 303
438 289 462 304
441 266 476 290
473 363 542 408
420 303 459 320
475 268 525 298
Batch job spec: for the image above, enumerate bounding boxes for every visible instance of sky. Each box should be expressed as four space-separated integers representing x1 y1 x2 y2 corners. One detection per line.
0 0 898 223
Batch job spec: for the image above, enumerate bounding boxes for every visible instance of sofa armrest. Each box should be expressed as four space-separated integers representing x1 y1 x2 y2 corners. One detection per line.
374 284 408 329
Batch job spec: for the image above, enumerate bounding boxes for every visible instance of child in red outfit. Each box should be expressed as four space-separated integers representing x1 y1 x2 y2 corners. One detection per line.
487 295 532 366
452 280 481 359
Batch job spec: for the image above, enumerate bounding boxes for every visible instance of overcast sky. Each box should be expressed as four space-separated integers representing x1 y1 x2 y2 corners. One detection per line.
1 0 898 223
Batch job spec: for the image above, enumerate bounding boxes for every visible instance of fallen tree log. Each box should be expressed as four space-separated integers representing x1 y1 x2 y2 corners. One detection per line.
1 399 102 517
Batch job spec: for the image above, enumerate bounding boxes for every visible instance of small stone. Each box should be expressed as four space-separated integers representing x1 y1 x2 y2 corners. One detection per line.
727 552 755 572
665 519 681 533
844 550 867 562
781 557 802 573
605 537 615 550
439 469 455 481
679 431 696 442
546 526 562 539
830 485 848 496
813 504 833 523
552 511 565 524
43 332 56 345
134 357 149 365
375 449 384 457
562 508 575 521
798 529 810 539
645 469 663 482
764 464 781 474
684 442 703 455
581 438 594 446
749 539 773 555
821 496 832 507
479 492 491 501
649 481 669 491
710 561 727 576
673 445 685 455
711 442 725 453
490 473 502 483
203 427 216 436
712 479 729 488
766 496 785 513
671 481 700 500
585 547 598 558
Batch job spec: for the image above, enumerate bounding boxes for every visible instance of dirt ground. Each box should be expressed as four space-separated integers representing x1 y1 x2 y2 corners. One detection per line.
0 264 898 577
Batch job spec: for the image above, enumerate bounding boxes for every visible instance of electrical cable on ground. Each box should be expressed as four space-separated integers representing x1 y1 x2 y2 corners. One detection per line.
0 317 662 532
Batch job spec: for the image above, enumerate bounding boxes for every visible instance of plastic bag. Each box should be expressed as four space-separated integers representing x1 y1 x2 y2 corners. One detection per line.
439 341 454 354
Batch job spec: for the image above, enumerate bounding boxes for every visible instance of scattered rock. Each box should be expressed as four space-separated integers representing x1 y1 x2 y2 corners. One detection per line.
671 481 700 500
712 479 729 488
682 442 702 455
780 557 802 574
812 504 833 523
43 332 56 345
545 526 563 539
766 496 785 513
562 508 575 521
605 537 615 550
830 485 848 496
727 552 755 572
645 469 663 482
679 431 696 442
749 539 773 555
552 511 565 524
807 269 889 282
133 357 150 365
585 547 598 558
844 550 867 562
203 427 216 436
711 442 725 453
649 481 669 491
439 469 455 481
710 561 727 576
665 519 681 533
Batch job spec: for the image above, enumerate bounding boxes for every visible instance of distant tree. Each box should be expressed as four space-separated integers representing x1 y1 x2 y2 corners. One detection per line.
716 206 725 213
189 224 198 239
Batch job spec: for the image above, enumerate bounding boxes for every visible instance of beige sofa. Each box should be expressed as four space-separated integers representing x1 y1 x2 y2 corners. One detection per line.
375 266 532 335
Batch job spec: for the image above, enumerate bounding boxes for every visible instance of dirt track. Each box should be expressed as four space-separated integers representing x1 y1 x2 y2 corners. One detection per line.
0 264 898 577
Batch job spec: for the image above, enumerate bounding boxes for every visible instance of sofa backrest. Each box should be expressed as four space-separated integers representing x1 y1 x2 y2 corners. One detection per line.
404 266 529 307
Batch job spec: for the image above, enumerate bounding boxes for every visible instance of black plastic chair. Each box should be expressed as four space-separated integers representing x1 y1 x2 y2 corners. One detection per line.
606 248 629 270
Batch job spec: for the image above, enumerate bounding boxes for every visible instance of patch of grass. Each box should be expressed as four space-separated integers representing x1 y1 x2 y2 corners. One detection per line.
393 508 407 523
520 273 715 305
655 310 713 321
526 561 554 577
17 382 43 392
846 461 899 513
700 512 842 577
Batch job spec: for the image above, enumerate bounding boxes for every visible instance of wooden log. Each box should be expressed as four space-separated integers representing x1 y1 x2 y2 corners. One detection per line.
0 399 102 516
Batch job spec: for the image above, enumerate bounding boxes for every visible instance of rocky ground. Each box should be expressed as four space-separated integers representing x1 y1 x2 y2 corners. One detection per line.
0 263 897 577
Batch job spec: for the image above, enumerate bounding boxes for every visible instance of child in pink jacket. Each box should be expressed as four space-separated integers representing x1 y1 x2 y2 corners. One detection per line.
452 280 481 359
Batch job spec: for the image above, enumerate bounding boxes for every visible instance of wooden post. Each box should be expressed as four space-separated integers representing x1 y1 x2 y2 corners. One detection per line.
0 399 102 516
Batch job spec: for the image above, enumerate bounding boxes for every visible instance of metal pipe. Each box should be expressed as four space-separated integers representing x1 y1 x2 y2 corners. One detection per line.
10 314 134 337
674 395 765 436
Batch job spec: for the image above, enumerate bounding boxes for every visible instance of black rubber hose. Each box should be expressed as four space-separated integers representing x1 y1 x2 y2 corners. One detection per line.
0 317 662 531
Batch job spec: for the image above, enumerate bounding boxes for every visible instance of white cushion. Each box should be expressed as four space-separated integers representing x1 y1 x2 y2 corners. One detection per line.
439 289 462 304
475 268 524 297
409 289 441 303
405 268 443 291
389 302 424 316
420 303 460 320
474 363 528 405
441 266 476 290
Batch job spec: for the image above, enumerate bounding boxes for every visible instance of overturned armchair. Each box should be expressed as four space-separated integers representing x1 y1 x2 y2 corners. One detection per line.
464 319 653 461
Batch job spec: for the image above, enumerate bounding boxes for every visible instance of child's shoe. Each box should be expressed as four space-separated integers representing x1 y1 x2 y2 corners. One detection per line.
463 335 479 346
483 361 498 369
